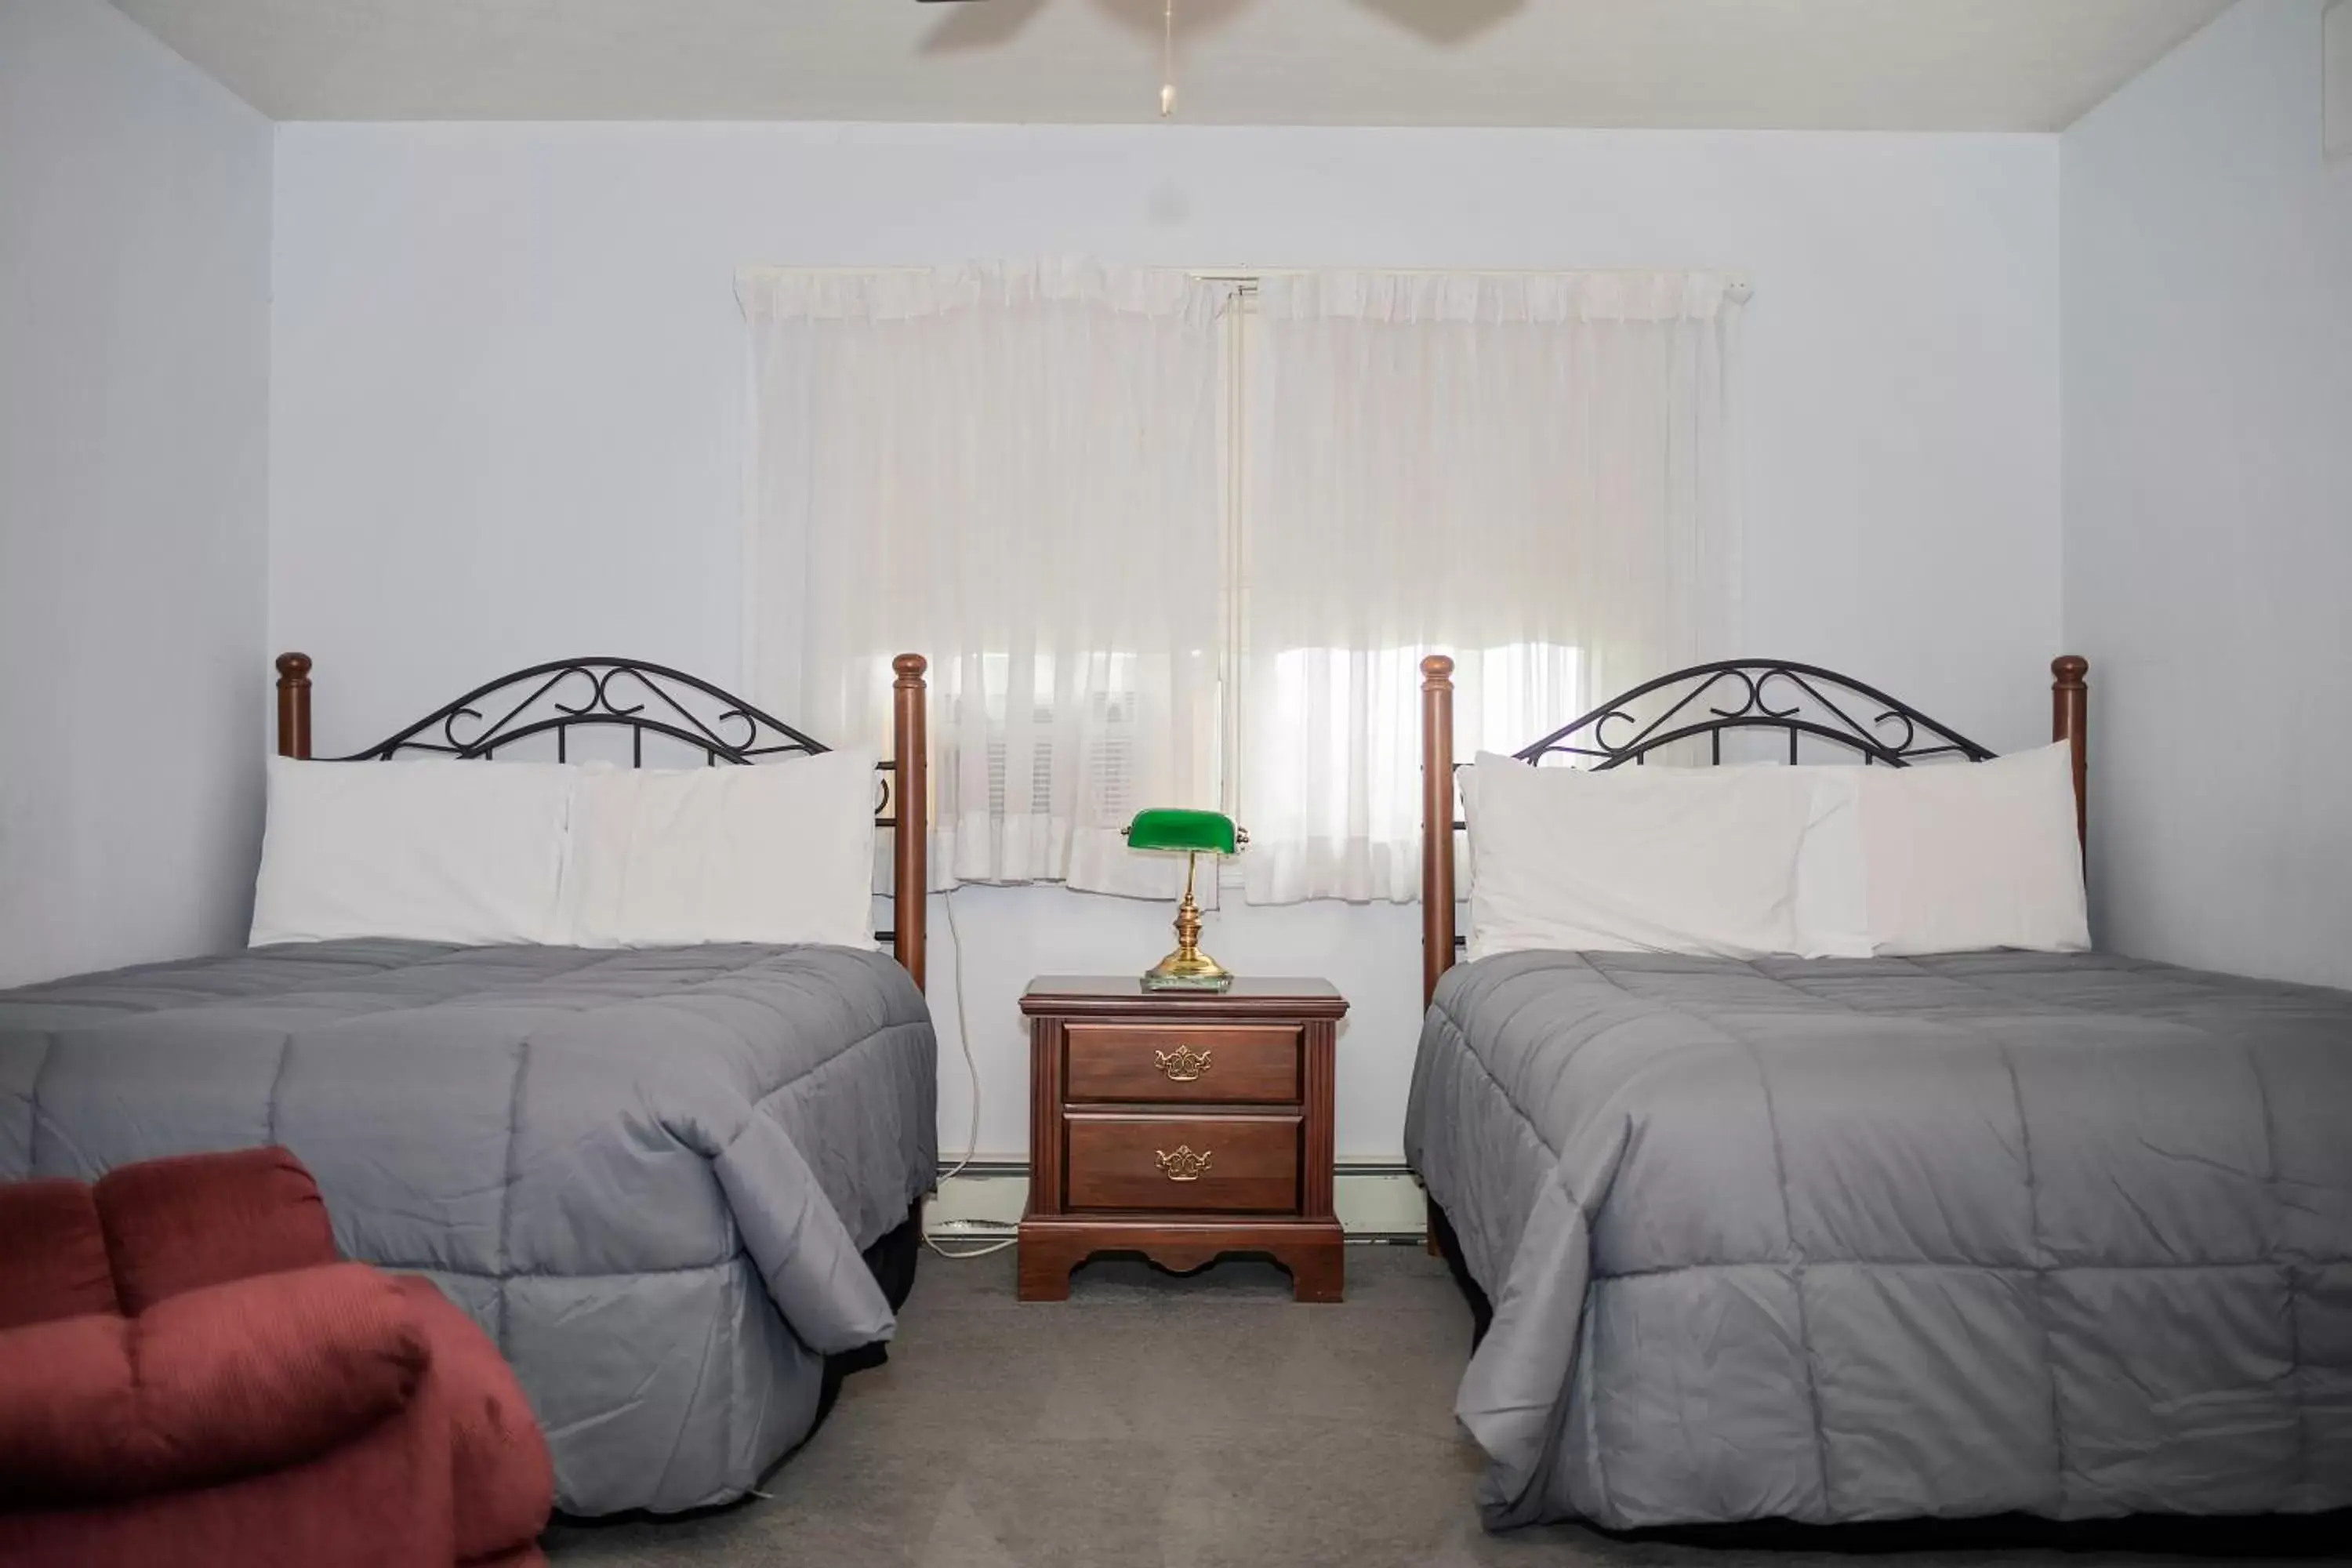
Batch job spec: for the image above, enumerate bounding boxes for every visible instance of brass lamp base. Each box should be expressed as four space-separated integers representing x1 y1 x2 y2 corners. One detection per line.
1142 852 1232 993
1143 950 1232 992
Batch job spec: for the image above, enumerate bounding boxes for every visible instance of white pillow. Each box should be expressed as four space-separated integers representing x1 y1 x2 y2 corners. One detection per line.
558 750 879 949
1786 765 1875 959
1465 753 1817 961
1806 741 2088 957
250 757 575 946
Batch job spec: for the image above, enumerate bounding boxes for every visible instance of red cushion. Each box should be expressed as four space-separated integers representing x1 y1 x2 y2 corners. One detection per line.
394 1276 554 1559
463 1547 550 1568
0 1262 427 1506
0 1179 118 1330
0 1358 458 1568
95 1146 336 1313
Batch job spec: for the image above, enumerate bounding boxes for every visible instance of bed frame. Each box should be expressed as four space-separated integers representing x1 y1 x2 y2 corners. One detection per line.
271 651 931 989
1417 653 2090 1007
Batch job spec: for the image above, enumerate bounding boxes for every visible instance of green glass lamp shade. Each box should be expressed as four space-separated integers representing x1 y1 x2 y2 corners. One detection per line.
1123 808 1242 856
1123 808 1247 991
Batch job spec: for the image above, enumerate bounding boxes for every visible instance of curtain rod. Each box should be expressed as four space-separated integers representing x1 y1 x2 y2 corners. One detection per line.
1188 266 1748 285
738 263 1751 296
1192 269 1752 303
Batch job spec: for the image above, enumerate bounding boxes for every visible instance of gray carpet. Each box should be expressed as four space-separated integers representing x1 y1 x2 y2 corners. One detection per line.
543 1244 2339 1567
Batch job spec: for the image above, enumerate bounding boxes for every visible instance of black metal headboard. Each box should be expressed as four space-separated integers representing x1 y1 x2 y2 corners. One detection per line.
1511 659 1995 771
1415 653 2090 1003
271 651 931 987
339 656 839 761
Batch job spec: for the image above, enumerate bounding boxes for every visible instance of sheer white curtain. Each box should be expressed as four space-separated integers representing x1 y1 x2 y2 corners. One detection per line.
1242 270 1744 905
739 260 1229 895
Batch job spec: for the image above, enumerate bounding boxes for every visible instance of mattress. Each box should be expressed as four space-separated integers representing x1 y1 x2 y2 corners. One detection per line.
1404 948 2352 1530
0 938 938 1515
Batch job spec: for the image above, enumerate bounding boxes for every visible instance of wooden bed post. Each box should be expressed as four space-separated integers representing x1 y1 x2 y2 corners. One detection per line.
1420 654 1459 1255
275 652 313 760
1421 655 1457 1011
892 653 929 992
2051 655 2089 858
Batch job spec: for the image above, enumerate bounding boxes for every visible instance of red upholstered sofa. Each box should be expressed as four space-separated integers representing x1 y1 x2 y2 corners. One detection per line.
0 1147 553 1568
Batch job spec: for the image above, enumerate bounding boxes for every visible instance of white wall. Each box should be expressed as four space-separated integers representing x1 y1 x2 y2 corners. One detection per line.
270 122 2063 1158
2063 0 2352 988
0 0 272 986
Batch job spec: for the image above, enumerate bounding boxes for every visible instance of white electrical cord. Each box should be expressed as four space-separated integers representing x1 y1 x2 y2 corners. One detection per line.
924 887 1018 1259
935 886 984 1188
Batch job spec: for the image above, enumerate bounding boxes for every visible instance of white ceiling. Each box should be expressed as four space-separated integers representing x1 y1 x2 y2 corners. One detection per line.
112 0 2230 129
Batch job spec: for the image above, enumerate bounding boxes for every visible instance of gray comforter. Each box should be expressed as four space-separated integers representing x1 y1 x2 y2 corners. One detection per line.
1406 949 2352 1530
0 939 937 1515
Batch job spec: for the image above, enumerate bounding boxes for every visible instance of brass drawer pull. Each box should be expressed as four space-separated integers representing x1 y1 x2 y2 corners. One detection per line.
1155 1145 1213 1182
1153 1044 1212 1082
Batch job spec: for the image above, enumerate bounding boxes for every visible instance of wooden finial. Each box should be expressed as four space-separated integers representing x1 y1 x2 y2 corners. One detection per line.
893 652 928 685
2052 654 2088 687
275 652 314 760
1421 653 1454 688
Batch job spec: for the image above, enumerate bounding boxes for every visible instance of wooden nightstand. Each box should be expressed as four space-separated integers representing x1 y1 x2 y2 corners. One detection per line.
1017 976 1348 1303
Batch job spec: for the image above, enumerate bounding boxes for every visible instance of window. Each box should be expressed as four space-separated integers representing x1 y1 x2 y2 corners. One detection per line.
971 654 1142 823
742 261 1739 902
742 261 1225 898
1222 269 1741 903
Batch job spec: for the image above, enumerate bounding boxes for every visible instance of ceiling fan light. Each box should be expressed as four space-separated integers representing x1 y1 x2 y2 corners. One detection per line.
1159 0 1178 118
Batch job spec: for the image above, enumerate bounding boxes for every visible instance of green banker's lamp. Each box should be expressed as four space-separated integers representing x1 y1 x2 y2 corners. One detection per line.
1122 808 1248 991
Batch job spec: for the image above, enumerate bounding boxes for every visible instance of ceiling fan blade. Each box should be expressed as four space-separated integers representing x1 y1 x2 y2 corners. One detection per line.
919 0 1047 51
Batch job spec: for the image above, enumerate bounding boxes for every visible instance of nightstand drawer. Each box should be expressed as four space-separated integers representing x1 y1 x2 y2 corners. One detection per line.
1064 1024 1301 1105
1064 1114 1300 1214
